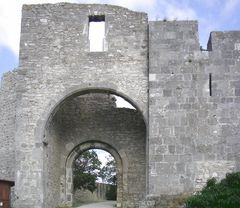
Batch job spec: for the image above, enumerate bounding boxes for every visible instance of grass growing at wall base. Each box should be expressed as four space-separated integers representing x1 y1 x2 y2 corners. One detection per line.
56 204 72 208
167 193 190 208
57 201 97 208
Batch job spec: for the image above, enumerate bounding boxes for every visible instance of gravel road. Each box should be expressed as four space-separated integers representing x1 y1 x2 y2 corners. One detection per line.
77 201 116 208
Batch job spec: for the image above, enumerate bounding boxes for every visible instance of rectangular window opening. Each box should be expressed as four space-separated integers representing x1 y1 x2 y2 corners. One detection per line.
89 15 105 52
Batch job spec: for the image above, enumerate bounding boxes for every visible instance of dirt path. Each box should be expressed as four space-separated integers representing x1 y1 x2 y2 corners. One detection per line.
77 201 116 208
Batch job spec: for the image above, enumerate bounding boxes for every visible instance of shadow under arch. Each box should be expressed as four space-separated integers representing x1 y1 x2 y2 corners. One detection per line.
65 141 126 207
36 87 147 142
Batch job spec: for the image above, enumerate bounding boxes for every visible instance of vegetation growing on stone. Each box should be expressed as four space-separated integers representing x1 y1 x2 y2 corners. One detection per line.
73 149 117 198
56 204 71 208
167 193 190 208
73 150 102 193
186 172 240 208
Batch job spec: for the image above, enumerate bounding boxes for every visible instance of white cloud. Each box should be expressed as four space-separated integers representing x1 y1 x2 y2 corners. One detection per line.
0 0 237 59
0 0 157 56
0 0 76 56
109 0 156 11
153 0 197 20
76 0 157 11
0 1 22 55
79 0 198 21
222 0 239 16
165 4 197 20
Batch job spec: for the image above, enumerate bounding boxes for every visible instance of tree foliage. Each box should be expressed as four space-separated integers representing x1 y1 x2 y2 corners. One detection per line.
73 149 117 196
186 171 240 208
99 155 117 185
73 150 102 192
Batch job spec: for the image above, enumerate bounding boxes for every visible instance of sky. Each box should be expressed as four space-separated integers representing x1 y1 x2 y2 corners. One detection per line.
90 149 114 183
0 0 240 78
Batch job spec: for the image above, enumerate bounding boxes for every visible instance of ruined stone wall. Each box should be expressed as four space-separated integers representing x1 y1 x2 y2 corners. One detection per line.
43 116 62 208
187 32 240 191
0 72 17 182
73 183 115 203
148 21 240 204
18 3 148 116
1 3 240 208
45 94 146 207
13 4 148 207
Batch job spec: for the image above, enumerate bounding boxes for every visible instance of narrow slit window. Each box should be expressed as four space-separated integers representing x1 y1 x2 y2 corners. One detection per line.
89 15 105 52
209 73 212 96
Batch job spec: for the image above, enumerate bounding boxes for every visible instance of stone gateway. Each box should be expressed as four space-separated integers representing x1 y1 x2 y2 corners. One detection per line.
0 3 240 208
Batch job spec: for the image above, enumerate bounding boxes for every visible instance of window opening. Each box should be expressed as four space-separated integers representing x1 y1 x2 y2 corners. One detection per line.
209 73 212 96
89 15 106 52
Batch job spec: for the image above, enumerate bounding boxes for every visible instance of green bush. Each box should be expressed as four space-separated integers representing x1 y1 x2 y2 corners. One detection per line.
186 171 240 208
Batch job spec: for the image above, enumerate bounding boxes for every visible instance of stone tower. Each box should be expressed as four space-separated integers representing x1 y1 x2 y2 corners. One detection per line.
0 3 240 208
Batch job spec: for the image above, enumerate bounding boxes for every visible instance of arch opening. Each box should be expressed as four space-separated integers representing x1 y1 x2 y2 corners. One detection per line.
41 88 147 133
67 144 122 207
42 90 147 208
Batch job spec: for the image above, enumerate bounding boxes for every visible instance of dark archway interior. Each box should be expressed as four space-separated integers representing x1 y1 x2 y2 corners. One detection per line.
44 92 146 208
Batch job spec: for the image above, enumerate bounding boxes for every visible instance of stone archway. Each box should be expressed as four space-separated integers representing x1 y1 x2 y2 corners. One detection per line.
65 141 125 207
42 90 147 208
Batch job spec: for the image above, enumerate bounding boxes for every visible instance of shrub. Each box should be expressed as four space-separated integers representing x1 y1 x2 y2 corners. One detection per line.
186 172 240 208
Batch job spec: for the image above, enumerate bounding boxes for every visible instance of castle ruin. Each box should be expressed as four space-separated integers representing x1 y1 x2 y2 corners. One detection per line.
0 3 240 208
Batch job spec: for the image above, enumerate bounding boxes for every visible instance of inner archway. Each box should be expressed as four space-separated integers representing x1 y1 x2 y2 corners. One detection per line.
67 143 122 207
43 90 147 208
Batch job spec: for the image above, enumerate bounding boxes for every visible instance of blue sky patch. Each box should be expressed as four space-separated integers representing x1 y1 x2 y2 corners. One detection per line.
0 46 18 75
